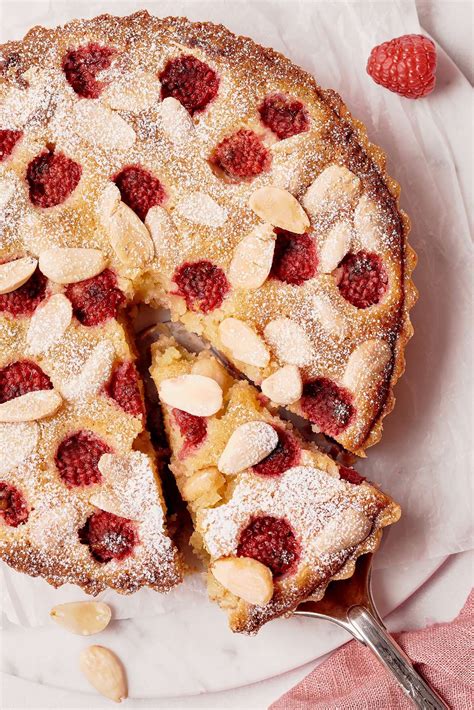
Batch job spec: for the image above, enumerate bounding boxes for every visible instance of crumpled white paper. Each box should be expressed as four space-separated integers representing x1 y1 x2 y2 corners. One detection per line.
1 0 472 627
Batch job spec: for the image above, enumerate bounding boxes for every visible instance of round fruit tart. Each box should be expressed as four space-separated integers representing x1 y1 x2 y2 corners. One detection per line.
0 12 412 608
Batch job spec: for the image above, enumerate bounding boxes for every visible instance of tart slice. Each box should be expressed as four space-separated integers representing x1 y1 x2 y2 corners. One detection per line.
151 337 400 634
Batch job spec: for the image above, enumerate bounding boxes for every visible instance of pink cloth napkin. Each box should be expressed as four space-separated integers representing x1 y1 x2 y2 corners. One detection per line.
271 589 474 709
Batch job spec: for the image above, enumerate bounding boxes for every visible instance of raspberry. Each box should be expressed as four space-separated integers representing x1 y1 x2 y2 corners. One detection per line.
62 43 115 98
0 482 29 527
106 361 144 418
367 34 436 99
301 378 355 437
55 430 111 488
335 251 388 308
26 150 82 208
79 510 138 563
270 230 317 285
172 260 229 313
0 129 22 162
211 129 271 180
339 465 365 486
113 166 166 222
259 94 309 140
0 360 52 404
253 426 300 477
237 515 300 578
65 269 125 326
0 266 47 317
159 54 219 114
172 408 207 455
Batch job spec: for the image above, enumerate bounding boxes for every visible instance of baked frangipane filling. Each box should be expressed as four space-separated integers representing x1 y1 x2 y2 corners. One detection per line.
150 338 400 634
0 12 411 595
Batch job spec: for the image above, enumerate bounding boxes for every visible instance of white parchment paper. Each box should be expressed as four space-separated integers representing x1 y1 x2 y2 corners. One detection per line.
0 0 472 626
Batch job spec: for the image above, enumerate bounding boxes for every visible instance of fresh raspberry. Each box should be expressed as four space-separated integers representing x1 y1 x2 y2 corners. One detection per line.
253 426 300 477
211 129 271 180
113 166 166 222
106 361 144 418
259 94 309 140
159 54 219 114
65 269 125 326
55 430 111 488
0 129 22 162
172 260 229 313
26 150 82 208
0 482 29 527
172 408 207 455
270 230 317 285
339 465 365 486
0 360 52 404
367 34 436 99
335 251 388 308
62 43 115 98
0 266 47 317
79 510 138 563
237 515 300 578
301 378 355 437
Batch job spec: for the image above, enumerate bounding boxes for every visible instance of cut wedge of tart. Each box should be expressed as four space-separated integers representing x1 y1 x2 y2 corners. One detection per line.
151 337 400 633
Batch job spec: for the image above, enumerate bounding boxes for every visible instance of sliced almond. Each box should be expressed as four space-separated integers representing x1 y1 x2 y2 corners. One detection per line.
218 420 278 475
97 183 121 223
303 165 361 216
191 357 232 393
261 365 302 405
50 601 111 636
211 557 273 606
0 390 62 422
26 294 72 355
249 186 310 234
159 374 223 416
264 317 313 366
175 192 227 228
145 205 179 257
354 194 387 250
228 223 276 289
312 293 346 340
79 645 127 703
182 467 225 502
319 220 352 273
161 96 195 145
60 341 115 401
218 318 270 368
0 257 37 295
39 248 107 284
342 339 392 397
314 507 372 556
91 451 157 520
102 72 160 112
108 201 155 268
73 102 136 151
0 422 39 473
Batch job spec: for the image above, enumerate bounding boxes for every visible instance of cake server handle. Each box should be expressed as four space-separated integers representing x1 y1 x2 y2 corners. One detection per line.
345 604 449 710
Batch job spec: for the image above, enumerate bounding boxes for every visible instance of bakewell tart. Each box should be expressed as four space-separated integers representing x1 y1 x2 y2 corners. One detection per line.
0 12 411 597
151 338 400 633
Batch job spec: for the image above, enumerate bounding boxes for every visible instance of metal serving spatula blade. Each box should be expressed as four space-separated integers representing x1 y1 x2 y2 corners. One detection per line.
294 554 449 710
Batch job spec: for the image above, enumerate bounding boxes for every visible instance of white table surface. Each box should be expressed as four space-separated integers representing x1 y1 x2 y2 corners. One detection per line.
1 1 472 708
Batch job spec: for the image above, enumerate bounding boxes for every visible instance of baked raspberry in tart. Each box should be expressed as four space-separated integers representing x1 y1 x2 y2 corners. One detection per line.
151 338 400 633
0 12 413 608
